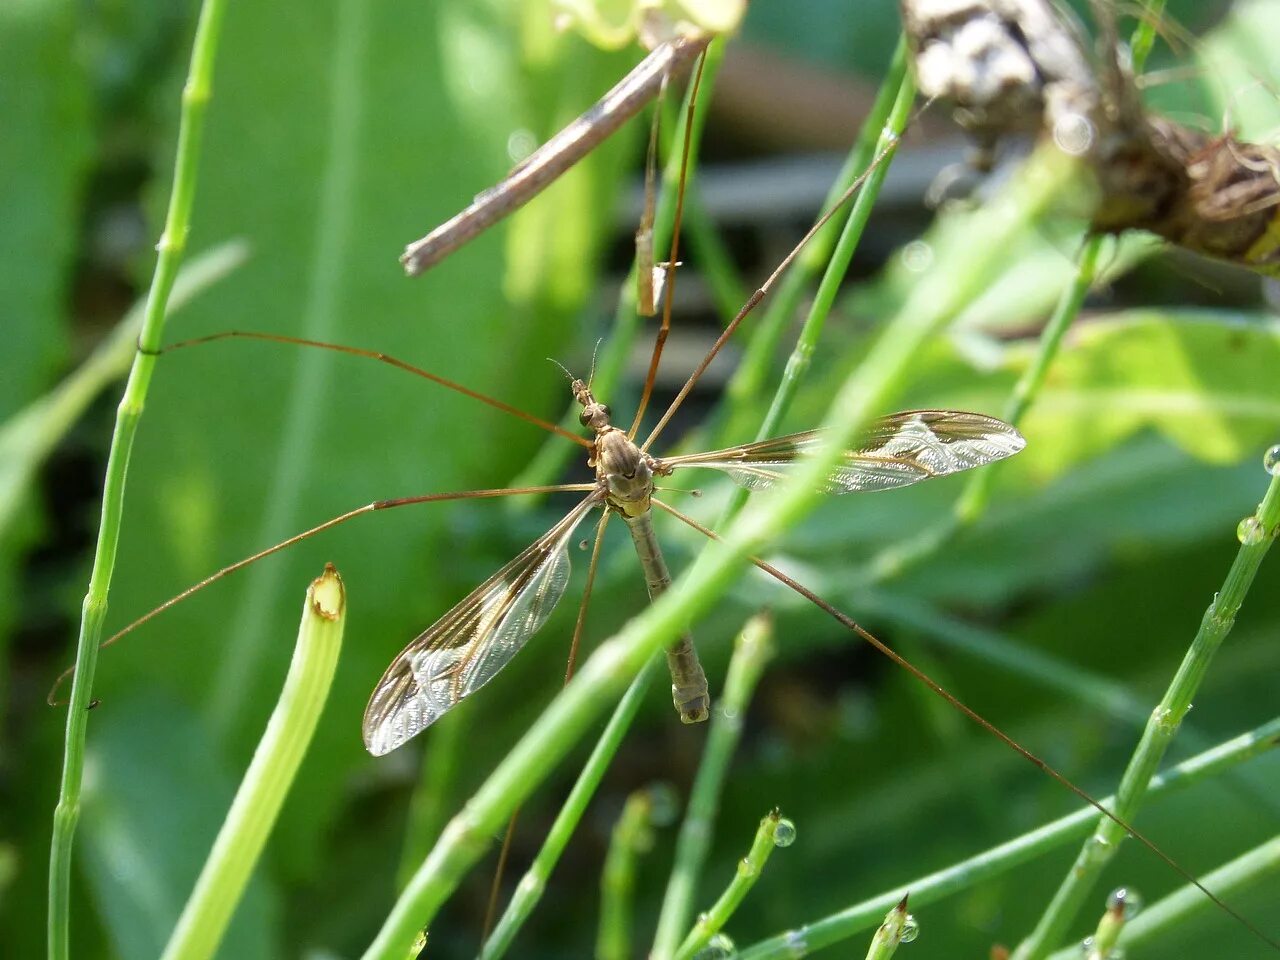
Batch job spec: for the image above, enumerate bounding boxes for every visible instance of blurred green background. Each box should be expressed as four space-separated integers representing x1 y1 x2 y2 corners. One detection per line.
2 0 1279 957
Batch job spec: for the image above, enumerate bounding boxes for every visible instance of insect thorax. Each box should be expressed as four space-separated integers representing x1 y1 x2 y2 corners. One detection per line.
595 429 654 517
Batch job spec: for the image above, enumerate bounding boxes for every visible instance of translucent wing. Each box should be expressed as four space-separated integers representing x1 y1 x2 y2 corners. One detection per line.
661 410 1025 494
363 496 597 756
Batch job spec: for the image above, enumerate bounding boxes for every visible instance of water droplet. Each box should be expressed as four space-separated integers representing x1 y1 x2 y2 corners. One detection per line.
783 928 809 955
1237 516 1265 545
1108 886 1143 919
718 703 739 722
1079 935 1096 956
1265 444 1280 476
1152 706 1178 731
506 128 537 164
773 817 797 847
693 932 735 958
900 914 920 943
1053 112 1096 155
902 240 933 273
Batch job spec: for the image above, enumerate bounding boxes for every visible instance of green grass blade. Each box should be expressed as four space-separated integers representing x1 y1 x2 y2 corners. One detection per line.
159 566 345 960
673 809 790 960
46 2 230 955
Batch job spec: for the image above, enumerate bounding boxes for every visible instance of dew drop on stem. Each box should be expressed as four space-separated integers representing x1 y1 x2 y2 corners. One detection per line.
773 817 797 847
900 914 920 943
1264 444 1280 476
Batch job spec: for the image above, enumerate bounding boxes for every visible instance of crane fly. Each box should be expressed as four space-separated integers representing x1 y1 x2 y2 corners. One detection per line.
361 394 1025 756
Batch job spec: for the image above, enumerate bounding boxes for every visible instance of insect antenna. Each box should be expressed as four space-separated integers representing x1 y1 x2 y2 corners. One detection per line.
46 483 597 705
651 497 1280 953
163 331 593 449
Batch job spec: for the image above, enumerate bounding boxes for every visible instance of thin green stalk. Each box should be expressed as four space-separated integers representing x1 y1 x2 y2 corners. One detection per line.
1046 835 1280 960
480 659 659 960
160 566 345 960
718 37 911 447
733 715 1280 959
1081 887 1133 960
1012 468 1280 960
363 134 1075 960
47 2 229 956
597 788 659 960
651 613 774 959
673 809 789 960
513 38 724 493
863 896 916 960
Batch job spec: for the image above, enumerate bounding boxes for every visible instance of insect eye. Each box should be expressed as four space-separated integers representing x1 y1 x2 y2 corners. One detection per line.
600 404 612 420
578 410 593 427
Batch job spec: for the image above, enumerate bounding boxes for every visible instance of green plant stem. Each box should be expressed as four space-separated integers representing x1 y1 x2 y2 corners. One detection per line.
363 128 1074 960
159 566 345 960
597 788 658 960
733 715 1280 959
959 235 1101 520
652 613 774 959
1046 835 1280 960
673 809 785 960
863 896 913 960
46 2 228 956
718 37 910 447
1012 469 1280 960
513 38 724 493
480 659 659 960
1083 893 1127 960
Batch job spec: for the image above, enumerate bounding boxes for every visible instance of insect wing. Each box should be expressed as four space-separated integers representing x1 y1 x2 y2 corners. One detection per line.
662 410 1026 494
363 496 597 756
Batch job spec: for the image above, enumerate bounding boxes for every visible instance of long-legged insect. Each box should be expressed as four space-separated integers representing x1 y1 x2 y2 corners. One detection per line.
51 38 1278 957
361 394 1024 754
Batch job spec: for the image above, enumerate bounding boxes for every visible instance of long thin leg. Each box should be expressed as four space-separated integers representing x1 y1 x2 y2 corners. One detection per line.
628 50 707 439
480 509 613 945
47 484 597 704
650 497 1275 944
634 74 668 318
163 331 593 449
639 108 928 453
566 509 613 683
401 38 710 276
